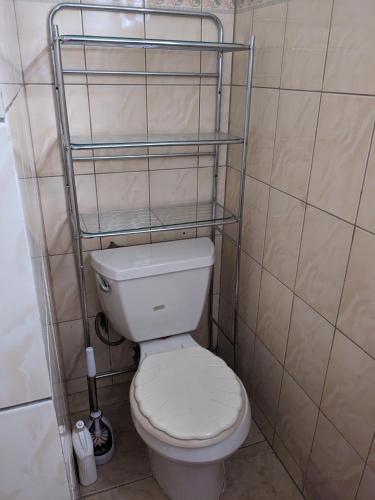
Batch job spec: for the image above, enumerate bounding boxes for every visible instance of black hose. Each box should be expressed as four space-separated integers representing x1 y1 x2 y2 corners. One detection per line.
95 312 125 346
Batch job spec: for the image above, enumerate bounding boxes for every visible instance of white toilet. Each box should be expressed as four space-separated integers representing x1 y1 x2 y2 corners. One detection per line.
91 237 250 500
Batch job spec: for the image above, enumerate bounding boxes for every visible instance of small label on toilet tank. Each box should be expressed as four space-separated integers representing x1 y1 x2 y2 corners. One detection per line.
153 304 165 311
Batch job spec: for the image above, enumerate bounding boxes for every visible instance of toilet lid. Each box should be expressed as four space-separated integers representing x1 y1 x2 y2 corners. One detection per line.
133 346 243 441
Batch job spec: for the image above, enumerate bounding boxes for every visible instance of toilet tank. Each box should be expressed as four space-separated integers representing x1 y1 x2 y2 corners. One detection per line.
91 238 215 342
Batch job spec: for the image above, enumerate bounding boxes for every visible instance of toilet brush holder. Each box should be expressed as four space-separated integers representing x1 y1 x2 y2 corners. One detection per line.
86 347 115 465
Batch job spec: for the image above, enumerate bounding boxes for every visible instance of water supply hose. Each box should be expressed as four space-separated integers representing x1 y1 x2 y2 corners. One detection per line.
95 312 124 346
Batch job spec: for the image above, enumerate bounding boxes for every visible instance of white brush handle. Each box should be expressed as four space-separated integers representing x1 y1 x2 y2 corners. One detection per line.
86 347 97 378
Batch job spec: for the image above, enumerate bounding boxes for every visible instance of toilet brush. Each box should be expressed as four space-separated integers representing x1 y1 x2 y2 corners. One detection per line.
86 347 115 465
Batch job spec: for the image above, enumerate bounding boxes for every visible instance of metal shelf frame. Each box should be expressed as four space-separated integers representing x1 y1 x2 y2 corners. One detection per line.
49 2 254 387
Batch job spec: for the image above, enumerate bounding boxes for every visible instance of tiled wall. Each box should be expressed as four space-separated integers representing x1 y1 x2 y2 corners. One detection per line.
16 0 234 404
222 0 375 498
0 0 77 496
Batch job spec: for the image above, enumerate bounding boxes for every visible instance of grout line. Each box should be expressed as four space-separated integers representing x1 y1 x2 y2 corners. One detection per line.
354 432 375 500
248 331 368 482
232 84 375 100
20 80 375 97
262 13 287 441
299 0 337 487
247 1 287 414
80 474 154 498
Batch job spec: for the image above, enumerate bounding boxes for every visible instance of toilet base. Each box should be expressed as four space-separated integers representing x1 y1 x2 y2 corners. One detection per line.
149 447 225 500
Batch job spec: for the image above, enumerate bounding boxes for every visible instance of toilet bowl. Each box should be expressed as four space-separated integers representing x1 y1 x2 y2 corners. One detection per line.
91 238 251 499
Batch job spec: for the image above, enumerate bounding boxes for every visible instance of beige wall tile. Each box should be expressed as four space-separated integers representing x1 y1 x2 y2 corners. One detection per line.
145 6 200 40
145 6 200 85
263 189 305 288
15 0 84 84
147 49 200 85
224 166 239 242
217 331 234 369
324 0 375 94
273 433 304 490
286 297 334 405
357 139 375 234
305 413 364 500
0 0 22 84
197 167 213 202
238 251 261 333
59 318 110 383
38 176 71 255
83 8 146 85
322 331 375 459
234 7 253 44
89 85 147 138
251 399 275 444
27 84 93 177
295 206 353 323
236 317 255 394
0 400 70 499
357 466 375 500
232 9 253 85
257 270 293 363
308 94 375 223
220 236 236 308
49 253 81 323
50 252 99 323
200 85 230 135
252 3 287 87
228 86 245 171
75 175 101 251
147 86 199 135
251 338 283 426
368 438 375 473
338 229 375 359
241 176 269 264
6 87 35 179
271 90 320 201
276 372 318 471
218 295 234 342
25 84 61 176
201 11 234 86
97 171 149 212
17 177 45 258
246 88 279 184
281 0 332 91
150 168 197 206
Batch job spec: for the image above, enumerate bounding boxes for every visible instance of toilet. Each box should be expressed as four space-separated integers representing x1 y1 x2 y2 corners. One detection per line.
91 237 250 500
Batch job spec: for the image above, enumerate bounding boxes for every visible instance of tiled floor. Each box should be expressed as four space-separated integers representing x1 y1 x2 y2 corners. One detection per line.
74 401 303 500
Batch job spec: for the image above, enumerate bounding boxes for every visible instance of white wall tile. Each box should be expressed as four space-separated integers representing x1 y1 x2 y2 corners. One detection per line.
0 400 71 500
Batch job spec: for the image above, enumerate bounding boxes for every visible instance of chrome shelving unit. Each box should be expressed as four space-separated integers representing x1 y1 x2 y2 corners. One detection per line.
49 2 254 388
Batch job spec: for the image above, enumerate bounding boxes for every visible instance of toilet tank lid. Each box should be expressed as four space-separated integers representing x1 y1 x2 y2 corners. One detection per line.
91 237 215 281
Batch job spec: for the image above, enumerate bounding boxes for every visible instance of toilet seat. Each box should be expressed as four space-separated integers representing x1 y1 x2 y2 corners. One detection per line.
131 346 245 448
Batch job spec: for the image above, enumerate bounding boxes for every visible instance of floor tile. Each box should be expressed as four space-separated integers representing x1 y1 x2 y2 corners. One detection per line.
77 400 301 500
79 403 151 497
222 442 304 500
241 419 266 448
84 477 167 499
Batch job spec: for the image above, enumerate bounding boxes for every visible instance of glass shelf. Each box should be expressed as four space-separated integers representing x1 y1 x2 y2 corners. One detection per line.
70 132 244 151
60 35 250 53
79 201 238 238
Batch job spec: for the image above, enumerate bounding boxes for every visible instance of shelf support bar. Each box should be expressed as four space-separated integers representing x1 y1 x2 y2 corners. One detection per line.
51 25 91 350
232 36 255 372
209 23 224 353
